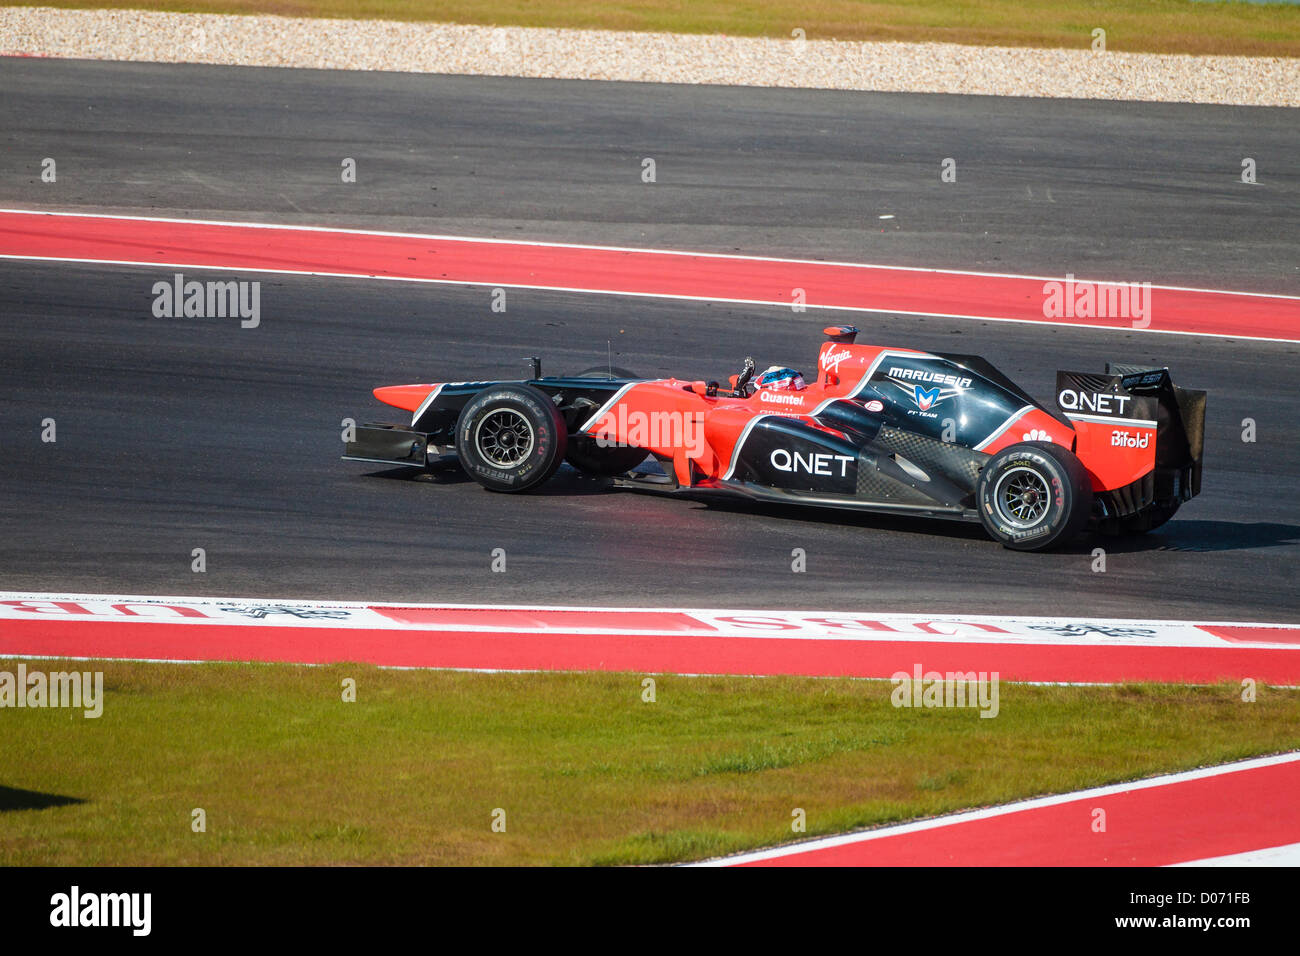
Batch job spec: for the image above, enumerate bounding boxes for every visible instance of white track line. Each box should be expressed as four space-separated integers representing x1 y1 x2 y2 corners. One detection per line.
6 252 1295 345
2 591 1297 629
2 206 1297 299
1170 841 1300 867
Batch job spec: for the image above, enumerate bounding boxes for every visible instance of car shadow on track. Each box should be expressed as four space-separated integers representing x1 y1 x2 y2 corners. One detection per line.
360 465 467 483
678 499 1300 555
678 495 992 544
1073 520 1300 555
357 467 1300 554
360 463 624 495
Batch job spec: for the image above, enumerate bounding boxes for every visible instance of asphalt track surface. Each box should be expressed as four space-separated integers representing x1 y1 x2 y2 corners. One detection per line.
3 58 1298 292
2 58 1298 622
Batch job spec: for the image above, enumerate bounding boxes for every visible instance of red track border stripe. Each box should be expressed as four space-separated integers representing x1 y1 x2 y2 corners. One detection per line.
2 210 1297 340
728 756 1300 866
3 619 1300 684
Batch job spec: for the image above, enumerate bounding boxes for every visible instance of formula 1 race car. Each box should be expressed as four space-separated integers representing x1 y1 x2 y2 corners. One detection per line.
342 326 1205 551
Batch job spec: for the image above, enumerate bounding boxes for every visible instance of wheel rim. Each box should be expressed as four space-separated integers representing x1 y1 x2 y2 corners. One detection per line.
474 407 535 467
993 466 1051 528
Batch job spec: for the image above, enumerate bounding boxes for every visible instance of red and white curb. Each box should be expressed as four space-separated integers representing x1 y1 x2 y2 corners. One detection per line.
0 592 1297 684
691 752 1300 867
2 209 1298 341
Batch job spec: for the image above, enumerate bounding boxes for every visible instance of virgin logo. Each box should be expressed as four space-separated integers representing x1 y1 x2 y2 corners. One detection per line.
821 348 853 373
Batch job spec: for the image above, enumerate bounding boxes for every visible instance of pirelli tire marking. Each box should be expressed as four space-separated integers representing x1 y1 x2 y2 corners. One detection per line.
455 385 566 492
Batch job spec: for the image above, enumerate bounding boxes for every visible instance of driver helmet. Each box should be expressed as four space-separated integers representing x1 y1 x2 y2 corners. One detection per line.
754 366 806 391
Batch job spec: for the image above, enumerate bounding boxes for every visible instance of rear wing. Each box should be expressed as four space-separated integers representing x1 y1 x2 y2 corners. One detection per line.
1056 365 1205 515
1106 364 1206 485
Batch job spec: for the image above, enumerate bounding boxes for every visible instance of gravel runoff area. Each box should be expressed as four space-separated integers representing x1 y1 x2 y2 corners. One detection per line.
1 6 1298 106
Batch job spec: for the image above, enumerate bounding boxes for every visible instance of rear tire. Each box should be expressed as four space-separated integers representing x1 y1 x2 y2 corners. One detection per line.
565 437 649 476
976 442 1092 551
572 365 641 380
565 366 647 474
455 384 567 492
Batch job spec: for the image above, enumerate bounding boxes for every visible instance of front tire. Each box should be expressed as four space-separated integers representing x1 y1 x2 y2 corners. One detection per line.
976 442 1092 551
455 384 567 492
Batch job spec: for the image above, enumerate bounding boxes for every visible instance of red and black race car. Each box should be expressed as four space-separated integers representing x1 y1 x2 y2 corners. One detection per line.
343 326 1205 551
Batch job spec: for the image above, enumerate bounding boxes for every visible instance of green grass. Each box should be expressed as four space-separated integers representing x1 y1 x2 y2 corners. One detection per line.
26 0 1300 56
1 659 1297 865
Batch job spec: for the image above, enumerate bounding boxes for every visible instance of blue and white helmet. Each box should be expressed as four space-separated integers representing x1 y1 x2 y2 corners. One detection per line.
754 365 806 391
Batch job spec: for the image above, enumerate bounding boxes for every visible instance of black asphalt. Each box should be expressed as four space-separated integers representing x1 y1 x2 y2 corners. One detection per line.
0 58 1297 620
1 57 1297 292
3 262 1298 620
